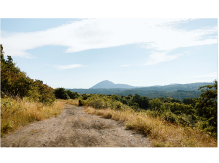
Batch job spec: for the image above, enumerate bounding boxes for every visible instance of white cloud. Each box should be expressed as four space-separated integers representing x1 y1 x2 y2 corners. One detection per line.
194 72 217 78
145 52 182 65
1 18 217 61
54 64 83 70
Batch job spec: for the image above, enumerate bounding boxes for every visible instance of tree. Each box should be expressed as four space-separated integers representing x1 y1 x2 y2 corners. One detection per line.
1 54 33 97
139 96 150 109
195 80 217 134
65 90 79 99
149 98 162 111
182 98 196 106
133 94 141 104
33 80 55 103
1 46 55 104
82 94 89 100
54 88 70 99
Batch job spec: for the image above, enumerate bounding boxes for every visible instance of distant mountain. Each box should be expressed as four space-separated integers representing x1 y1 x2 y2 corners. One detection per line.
69 82 214 100
90 80 134 89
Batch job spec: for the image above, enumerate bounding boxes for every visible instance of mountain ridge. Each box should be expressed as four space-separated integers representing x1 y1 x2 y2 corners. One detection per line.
90 80 134 89
67 81 214 100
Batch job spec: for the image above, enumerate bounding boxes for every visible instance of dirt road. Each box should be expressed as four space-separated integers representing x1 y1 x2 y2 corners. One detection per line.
1 104 151 147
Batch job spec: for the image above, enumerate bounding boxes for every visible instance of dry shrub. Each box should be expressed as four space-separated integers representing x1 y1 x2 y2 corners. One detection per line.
84 106 217 147
1 97 64 136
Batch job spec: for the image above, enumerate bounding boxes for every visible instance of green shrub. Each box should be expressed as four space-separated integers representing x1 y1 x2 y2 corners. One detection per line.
82 94 90 100
195 81 217 133
54 88 70 100
161 111 178 124
145 110 158 118
149 98 162 111
84 94 129 111
79 99 85 106
89 99 105 109
182 98 196 106
66 90 79 99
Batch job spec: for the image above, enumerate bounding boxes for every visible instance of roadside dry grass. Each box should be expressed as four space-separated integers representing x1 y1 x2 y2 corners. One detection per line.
1 104 151 147
1 97 64 137
57 99 79 106
84 106 217 147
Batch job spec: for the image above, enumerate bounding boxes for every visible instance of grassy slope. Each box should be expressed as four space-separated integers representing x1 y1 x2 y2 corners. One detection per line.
1 97 64 137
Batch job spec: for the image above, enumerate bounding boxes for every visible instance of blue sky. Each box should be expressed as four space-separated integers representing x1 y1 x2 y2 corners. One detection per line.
0 18 217 88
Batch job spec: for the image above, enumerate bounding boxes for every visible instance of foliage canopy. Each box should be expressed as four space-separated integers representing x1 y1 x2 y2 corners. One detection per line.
1 49 55 104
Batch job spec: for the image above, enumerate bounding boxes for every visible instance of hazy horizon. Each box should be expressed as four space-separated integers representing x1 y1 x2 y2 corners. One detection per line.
67 79 215 89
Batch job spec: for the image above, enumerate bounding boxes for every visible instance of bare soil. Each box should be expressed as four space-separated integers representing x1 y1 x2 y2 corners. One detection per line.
1 104 151 147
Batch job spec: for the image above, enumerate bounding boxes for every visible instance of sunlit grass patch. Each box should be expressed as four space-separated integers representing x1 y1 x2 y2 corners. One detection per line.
1 97 64 137
57 99 79 105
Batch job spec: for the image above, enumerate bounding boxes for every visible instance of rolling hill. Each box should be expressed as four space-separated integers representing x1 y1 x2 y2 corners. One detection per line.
90 80 134 89
68 81 214 100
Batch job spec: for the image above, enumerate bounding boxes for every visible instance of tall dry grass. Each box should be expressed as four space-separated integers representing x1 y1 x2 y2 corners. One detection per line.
84 106 217 147
57 99 79 106
1 97 64 137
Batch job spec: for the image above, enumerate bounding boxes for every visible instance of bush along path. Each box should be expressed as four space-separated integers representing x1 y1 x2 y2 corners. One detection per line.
1 104 151 147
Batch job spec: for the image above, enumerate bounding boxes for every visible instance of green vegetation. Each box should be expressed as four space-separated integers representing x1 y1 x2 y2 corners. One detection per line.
77 81 217 140
54 88 79 100
195 81 217 135
1 45 64 136
54 88 70 99
84 94 130 110
1 52 55 104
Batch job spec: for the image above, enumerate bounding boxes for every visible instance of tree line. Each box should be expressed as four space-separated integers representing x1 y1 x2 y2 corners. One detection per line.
1 52 56 104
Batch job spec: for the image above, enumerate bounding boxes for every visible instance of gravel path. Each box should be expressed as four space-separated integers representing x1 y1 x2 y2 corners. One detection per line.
1 104 151 147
